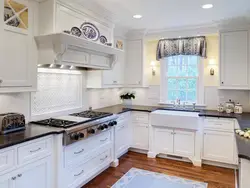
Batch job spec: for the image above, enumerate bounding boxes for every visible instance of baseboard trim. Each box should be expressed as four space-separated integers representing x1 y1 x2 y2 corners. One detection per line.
129 148 148 154
202 160 238 169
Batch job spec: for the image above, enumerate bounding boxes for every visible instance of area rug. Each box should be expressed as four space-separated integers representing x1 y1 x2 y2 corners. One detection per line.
112 168 208 188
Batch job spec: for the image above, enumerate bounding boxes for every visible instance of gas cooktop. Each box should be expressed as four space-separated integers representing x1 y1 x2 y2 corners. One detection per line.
31 110 113 128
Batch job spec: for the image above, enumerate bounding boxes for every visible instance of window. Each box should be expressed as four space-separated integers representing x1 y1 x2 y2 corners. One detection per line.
160 55 204 104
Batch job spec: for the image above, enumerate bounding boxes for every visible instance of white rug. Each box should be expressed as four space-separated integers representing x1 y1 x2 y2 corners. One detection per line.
112 168 208 188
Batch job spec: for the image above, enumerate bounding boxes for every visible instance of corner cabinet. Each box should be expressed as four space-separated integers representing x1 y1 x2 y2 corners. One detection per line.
220 30 249 89
0 0 38 92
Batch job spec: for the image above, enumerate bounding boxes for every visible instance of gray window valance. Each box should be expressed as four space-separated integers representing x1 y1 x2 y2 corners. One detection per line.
156 36 207 60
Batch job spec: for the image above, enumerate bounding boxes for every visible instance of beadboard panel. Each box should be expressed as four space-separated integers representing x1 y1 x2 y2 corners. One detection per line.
31 69 83 117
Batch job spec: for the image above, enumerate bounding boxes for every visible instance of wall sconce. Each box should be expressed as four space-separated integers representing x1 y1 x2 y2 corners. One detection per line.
209 59 216 76
151 61 156 76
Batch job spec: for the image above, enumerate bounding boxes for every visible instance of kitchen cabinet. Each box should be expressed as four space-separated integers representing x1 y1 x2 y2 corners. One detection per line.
133 124 149 150
87 50 125 88
174 130 195 156
0 0 37 92
239 158 250 188
152 128 195 157
125 39 146 87
0 172 13 188
203 130 235 164
115 120 130 158
131 112 149 150
14 157 52 188
220 30 249 89
153 128 174 153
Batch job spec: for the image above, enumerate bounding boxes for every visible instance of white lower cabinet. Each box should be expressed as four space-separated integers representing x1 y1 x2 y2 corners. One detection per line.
174 130 195 157
203 130 235 164
0 136 53 188
133 124 149 150
153 128 195 157
153 128 174 153
115 120 130 158
14 157 52 188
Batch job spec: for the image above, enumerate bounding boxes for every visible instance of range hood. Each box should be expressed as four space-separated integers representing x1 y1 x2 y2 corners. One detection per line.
34 33 123 70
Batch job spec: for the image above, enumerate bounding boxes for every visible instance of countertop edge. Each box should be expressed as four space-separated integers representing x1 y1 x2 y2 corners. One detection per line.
0 130 64 150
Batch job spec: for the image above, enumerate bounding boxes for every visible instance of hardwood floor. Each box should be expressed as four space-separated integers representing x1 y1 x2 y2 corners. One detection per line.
83 151 235 188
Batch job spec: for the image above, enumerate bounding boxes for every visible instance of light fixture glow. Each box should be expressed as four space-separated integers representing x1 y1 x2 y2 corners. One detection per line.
202 4 213 9
133 14 142 19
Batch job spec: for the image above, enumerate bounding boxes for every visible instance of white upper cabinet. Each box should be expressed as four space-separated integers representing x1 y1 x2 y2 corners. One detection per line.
220 30 249 89
125 40 144 86
0 0 37 92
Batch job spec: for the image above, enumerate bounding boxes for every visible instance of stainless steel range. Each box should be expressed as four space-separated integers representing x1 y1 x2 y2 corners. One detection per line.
31 110 118 145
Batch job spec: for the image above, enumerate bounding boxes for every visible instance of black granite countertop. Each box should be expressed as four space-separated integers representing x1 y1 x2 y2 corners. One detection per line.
0 124 64 150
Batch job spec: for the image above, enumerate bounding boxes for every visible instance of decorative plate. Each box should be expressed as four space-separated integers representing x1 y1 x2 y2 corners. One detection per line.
99 35 107 44
80 22 100 41
71 27 82 37
4 6 20 27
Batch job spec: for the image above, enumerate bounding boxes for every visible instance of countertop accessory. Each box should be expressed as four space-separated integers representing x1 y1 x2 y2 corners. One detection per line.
234 103 243 114
99 35 107 44
0 113 26 134
105 43 112 46
225 99 235 113
80 22 100 41
71 27 82 37
217 104 224 112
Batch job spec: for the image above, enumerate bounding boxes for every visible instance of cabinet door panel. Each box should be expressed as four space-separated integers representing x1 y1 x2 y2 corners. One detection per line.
174 130 195 157
126 40 143 85
115 121 129 157
0 172 13 188
133 125 148 150
203 130 234 163
15 157 52 188
153 128 174 153
220 31 248 87
90 55 110 67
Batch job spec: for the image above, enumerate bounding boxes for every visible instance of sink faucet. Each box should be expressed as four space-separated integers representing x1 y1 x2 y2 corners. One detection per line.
192 103 196 110
176 99 181 107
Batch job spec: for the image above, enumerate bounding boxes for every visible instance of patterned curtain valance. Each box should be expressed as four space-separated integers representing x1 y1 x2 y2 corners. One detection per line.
156 36 207 60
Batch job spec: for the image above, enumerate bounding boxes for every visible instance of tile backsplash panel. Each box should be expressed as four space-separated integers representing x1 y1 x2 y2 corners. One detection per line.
31 69 83 117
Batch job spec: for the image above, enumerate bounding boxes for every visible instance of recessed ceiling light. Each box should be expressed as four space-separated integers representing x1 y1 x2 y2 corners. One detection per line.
133 14 142 19
202 4 213 9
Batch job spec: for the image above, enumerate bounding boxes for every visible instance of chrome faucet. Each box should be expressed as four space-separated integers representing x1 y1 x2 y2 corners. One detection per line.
192 103 196 110
176 99 181 107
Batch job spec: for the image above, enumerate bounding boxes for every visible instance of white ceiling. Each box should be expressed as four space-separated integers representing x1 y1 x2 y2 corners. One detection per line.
77 0 250 31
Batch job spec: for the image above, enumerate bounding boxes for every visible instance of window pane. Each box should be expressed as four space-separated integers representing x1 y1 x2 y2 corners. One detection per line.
167 66 177 76
168 90 177 101
187 91 196 102
187 66 198 76
188 56 198 65
187 79 197 90
168 57 177 66
178 90 186 101
178 79 186 90
178 65 187 77
168 78 177 90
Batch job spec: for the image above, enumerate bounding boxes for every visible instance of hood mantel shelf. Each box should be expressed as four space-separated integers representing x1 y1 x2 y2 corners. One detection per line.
34 33 123 69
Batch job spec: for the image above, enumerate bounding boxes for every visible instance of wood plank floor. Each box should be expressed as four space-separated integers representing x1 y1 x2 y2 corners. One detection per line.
83 151 235 188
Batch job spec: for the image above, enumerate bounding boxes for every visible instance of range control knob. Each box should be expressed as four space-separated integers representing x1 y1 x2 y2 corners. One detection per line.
104 124 108 129
98 125 104 130
113 121 117 125
108 122 114 126
88 129 95 134
79 132 84 138
70 133 79 140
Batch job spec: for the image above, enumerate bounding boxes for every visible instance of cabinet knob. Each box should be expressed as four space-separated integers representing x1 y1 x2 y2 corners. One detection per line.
0 79 3 84
17 174 22 177
221 81 224 84
12 177 16 180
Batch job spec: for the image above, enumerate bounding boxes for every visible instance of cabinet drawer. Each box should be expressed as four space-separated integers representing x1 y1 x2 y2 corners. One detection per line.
132 112 149 124
204 118 234 132
17 138 52 165
0 149 14 172
64 130 111 167
67 161 87 188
